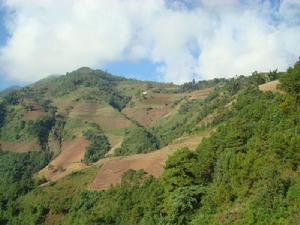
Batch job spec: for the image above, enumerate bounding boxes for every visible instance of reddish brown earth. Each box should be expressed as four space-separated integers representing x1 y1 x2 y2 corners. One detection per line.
39 137 89 181
0 140 40 152
90 134 207 189
23 111 46 120
37 87 214 184
143 92 178 105
122 88 214 127
123 106 171 127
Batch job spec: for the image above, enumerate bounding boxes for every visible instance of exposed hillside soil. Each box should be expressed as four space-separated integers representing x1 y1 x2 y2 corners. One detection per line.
23 111 46 120
259 80 280 92
122 91 175 127
189 87 214 99
123 88 214 127
0 140 40 152
90 133 209 189
143 92 178 105
105 134 123 156
38 87 213 183
69 101 132 132
122 106 171 127
52 96 76 114
39 137 89 181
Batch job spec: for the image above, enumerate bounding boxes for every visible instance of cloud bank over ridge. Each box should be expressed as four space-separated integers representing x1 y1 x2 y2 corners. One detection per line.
0 0 300 83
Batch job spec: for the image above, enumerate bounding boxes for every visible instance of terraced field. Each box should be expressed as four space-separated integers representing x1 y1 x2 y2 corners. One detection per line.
90 131 211 189
35 86 214 184
39 137 89 181
122 87 214 127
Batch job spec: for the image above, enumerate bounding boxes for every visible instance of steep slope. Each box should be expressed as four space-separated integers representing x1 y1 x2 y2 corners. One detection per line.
90 131 211 189
1 67 214 181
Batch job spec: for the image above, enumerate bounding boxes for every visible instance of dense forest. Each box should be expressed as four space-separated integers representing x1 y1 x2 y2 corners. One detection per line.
0 59 299 224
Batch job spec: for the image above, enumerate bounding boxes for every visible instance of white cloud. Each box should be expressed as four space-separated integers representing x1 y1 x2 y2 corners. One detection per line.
0 0 300 83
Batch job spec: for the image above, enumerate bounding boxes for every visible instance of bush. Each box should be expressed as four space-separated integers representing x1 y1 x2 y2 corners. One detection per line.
280 59 300 102
83 123 110 163
115 126 160 155
0 150 50 215
0 101 6 128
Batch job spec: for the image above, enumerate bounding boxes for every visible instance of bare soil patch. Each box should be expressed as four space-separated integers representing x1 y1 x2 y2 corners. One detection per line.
188 87 214 99
38 137 89 181
23 111 46 120
143 93 176 105
259 80 280 92
90 134 208 189
0 140 39 152
105 134 123 156
53 97 76 114
123 106 172 127
123 88 213 127
69 102 132 131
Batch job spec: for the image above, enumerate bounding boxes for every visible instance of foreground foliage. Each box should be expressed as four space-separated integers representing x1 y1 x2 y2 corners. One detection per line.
0 151 50 224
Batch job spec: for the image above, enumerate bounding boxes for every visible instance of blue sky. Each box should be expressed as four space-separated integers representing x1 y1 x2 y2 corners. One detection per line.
0 5 11 90
0 0 299 90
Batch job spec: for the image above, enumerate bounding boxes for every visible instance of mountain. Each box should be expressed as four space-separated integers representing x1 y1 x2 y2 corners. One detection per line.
0 85 21 96
0 61 299 225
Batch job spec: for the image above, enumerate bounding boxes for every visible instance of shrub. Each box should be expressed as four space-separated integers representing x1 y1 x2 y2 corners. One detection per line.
115 126 160 155
82 123 110 163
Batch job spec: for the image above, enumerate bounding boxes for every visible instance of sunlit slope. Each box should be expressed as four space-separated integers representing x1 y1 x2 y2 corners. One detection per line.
90 130 212 189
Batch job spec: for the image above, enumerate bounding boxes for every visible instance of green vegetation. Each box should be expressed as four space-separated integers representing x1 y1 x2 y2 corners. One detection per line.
3 90 21 105
0 150 50 224
281 60 300 101
0 101 6 128
82 123 110 163
178 78 225 92
32 67 130 110
152 86 230 146
177 70 280 93
189 89 299 224
33 116 56 149
6 166 98 225
152 69 282 146
62 117 85 140
115 126 160 155
0 106 55 147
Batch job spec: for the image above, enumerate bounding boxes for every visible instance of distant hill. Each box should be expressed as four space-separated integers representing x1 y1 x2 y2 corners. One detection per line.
0 85 21 96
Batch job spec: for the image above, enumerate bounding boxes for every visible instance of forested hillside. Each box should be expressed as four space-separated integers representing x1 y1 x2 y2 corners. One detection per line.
0 59 299 224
